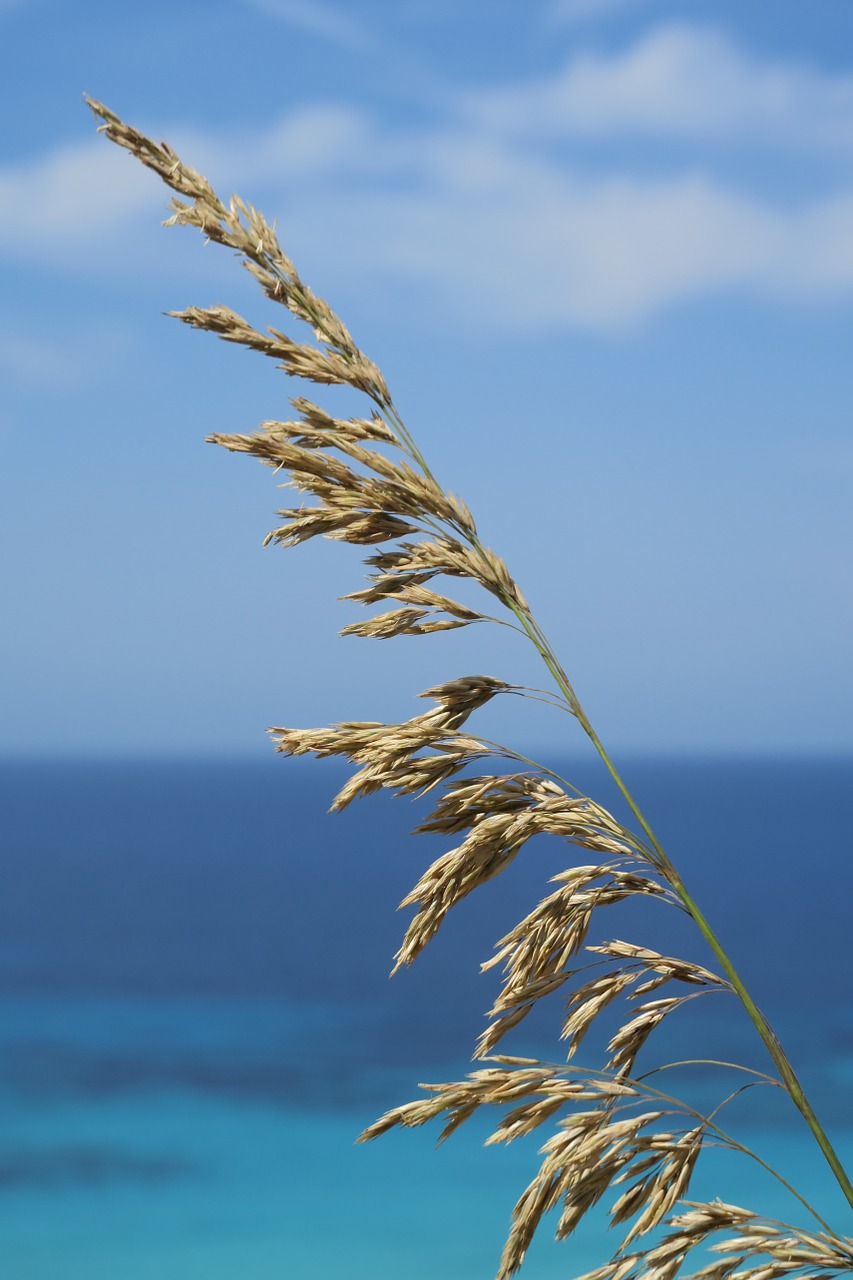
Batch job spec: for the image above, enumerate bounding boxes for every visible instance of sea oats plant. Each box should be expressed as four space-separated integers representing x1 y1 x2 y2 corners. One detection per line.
88 98 853 1279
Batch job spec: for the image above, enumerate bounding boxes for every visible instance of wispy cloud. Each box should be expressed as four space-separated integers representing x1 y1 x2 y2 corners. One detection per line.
181 103 380 186
464 24 853 152
0 106 378 269
242 0 375 50
7 26 853 333
182 114 853 332
313 150 853 330
0 137 157 253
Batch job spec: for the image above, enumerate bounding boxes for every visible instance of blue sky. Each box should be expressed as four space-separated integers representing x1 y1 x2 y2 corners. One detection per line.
1 0 851 756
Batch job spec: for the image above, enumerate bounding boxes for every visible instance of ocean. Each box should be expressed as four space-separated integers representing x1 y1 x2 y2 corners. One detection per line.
1 756 851 1278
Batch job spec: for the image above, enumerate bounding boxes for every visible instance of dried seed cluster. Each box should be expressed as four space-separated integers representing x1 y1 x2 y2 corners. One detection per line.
88 98 852 1280
580 1201 853 1280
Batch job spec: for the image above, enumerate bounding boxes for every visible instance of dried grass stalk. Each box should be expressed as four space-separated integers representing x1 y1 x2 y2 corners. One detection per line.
88 97 853 1280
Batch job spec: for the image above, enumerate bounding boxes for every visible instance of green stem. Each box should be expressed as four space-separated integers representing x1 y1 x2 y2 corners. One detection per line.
507 601 853 1216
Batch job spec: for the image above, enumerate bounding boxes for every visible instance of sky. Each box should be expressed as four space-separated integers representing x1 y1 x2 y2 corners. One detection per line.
1 0 852 757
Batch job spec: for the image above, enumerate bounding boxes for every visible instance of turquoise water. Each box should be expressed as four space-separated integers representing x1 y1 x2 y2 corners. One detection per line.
6 1057 849 1280
1 758 851 1277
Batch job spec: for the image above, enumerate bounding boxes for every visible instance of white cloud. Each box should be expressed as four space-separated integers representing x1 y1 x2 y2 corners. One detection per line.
177 103 380 187
0 136 157 254
0 106 383 274
464 24 853 152
320 151 853 331
241 0 374 49
6 27 853 333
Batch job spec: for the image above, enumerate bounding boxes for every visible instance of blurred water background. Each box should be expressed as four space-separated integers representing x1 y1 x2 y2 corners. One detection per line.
1 755 851 1279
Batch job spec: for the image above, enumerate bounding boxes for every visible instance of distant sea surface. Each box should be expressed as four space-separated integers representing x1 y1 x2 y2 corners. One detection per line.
1 756 852 1279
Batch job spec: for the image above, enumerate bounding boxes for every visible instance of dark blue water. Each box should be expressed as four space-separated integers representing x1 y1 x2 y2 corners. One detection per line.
1 757 851 1278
